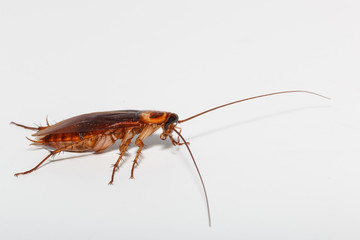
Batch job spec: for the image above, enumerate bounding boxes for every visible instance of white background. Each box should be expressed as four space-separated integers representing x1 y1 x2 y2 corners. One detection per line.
1 1 360 239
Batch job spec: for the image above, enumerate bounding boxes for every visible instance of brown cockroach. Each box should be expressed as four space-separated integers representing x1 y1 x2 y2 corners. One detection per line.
11 90 329 226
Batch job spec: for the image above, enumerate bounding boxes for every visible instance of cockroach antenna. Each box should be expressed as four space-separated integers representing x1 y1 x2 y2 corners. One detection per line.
172 127 211 227
178 90 330 123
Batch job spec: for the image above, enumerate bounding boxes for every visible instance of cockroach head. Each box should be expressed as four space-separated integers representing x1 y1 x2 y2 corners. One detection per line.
164 113 179 132
160 112 179 140
160 113 179 141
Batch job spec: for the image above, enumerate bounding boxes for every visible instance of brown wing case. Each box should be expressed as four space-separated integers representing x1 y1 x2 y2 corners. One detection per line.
33 110 142 136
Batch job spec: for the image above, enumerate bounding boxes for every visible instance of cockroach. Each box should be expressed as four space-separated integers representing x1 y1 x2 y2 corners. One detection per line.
11 90 329 226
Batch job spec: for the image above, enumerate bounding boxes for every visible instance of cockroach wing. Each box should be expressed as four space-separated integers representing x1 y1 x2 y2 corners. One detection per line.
33 110 142 136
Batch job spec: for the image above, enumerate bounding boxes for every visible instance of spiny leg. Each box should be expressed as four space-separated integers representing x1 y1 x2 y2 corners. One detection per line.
169 128 190 146
108 139 132 185
129 124 160 179
169 135 183 146
130 141 144 179
14 149 62 176
14 138 96 177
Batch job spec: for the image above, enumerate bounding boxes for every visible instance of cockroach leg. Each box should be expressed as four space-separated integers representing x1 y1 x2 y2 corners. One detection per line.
169 129 189 146
14 149 61 177
128 125 159 178
130 141 144 179
109 138 132 185
169 135 181 146
175 127 183 144
14 138 95 177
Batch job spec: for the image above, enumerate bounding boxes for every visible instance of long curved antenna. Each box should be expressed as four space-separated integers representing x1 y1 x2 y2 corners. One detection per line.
179 90 330 123
172 127 211 227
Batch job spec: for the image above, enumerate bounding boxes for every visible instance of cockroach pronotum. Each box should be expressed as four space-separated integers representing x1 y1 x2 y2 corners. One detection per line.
11 90 329 226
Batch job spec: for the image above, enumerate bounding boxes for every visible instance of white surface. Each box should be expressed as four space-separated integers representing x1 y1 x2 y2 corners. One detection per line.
1 1 360 239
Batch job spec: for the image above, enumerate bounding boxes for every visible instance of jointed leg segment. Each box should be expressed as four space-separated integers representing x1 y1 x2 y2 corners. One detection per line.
130 141 144 179
15 152 55 176
169 128 189 146
14 137 99 177
108 138 132 185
